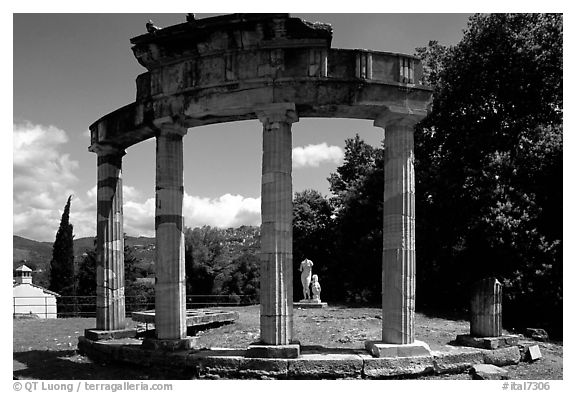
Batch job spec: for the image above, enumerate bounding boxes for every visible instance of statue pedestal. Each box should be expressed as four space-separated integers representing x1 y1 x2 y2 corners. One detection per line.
293 299 327 309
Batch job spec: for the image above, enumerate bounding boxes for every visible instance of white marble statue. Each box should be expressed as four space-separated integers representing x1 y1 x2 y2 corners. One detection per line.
299 258 314 300
311 274 321 301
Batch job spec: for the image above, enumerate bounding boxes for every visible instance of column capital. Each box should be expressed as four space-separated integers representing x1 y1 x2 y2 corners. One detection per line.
89 142 126 157
374 106 427 129
256 103 299 130
154 118 189 137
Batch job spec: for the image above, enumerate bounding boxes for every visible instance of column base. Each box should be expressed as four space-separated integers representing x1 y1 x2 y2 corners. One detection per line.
455 334 520 350
365 340 431 358
246 340 300 358
84 328 137 341
142 336 197 351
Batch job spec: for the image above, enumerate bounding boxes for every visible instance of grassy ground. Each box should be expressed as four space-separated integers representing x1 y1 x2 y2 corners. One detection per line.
13 305 562 380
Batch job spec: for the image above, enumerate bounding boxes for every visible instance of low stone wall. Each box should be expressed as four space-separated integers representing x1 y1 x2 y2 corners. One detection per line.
78 336 522 379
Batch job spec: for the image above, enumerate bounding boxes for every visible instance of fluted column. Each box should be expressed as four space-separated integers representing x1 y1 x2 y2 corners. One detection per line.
92 143 126 331
470 277 503 337
375 110 423 345
155 123 188 340
256 103 298 345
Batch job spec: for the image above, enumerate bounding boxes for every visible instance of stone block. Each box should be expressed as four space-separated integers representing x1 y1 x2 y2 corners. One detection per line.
527 345 542 361
362 354 435 378
246 342 300 358
455 334 519 349
84 328 137 341
364 340 431 358
482 346 521 366
141 336 196 351
470 364 509 380
525 328 549 342
288 353 363 379
432 348 485 374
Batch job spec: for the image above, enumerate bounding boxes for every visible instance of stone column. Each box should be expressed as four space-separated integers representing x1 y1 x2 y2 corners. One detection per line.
93 143 127 332
256 104 298 345
154 123 188 341
470 277 503 337
375 110 423 345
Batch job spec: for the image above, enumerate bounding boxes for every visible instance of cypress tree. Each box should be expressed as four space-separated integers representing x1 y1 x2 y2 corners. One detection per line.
49 195 75 296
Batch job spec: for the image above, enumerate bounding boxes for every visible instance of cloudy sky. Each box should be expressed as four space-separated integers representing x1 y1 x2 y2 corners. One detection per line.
13 11 472 242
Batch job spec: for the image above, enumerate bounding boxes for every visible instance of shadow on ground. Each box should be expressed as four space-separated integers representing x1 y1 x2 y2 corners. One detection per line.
13 350 191 380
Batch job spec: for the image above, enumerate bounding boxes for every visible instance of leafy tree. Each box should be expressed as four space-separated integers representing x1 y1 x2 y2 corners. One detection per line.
221 253 260 304
327 135 385 303
414 14 562 333
184 226 226 300
49 196 75 298
293 189 335 300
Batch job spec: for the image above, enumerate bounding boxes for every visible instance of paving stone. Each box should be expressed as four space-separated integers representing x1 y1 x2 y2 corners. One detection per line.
246 342 300 358
432 347 485 374
288 353 363 379
84 328 137 341
362 354 435 378
470 364 509 380
365 340 431 358
482 346 521 366
455 334 519 349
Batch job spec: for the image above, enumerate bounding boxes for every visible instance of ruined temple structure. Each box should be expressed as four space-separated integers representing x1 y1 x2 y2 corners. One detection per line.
85 13 433 356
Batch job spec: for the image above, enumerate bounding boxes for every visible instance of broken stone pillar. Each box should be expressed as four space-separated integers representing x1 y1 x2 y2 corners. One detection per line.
154 122 188 340
471 277 502 337
375 110 423 345
256 103 298 345
93 143 127 331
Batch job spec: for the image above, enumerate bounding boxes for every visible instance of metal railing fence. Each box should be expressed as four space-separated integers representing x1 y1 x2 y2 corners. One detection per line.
13 294 259 318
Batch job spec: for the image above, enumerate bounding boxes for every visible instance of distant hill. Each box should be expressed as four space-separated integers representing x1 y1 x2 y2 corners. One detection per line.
13 235 52 271
13 235 156 270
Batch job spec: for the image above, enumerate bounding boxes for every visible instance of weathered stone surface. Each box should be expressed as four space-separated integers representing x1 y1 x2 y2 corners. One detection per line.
525 328 549 342
432 347 485 374
362 354 435 378
482 346 521 366
190 349 289 378
288 353 363 379
527 345 542 361
258 104 297 345
365 340 431 358
376 120 419 345
84 328 137 341
90 145 127 332
141 336 196 351
246 342 300 358
470 364 509 380
455 334 519 349
154 124 188 341
470 277 502 337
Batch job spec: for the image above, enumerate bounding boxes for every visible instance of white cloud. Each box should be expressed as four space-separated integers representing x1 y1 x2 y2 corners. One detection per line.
13 123 80 241
13 122 261 241
184 193 261 229
292 143 344 168
120 192 261 237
